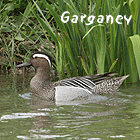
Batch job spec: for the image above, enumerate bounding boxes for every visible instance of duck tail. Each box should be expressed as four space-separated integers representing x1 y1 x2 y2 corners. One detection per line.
119 75 129 82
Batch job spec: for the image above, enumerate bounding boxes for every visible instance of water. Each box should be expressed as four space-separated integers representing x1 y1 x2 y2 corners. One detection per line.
0 74 140 139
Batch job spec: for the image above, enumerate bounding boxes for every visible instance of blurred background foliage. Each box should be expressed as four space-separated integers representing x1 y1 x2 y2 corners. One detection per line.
0 0 140 83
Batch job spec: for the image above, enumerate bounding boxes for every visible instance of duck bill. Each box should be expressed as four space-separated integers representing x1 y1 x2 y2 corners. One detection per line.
16 60 32 68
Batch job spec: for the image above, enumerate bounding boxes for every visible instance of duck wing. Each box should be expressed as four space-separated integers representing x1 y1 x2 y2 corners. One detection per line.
57 72 118 94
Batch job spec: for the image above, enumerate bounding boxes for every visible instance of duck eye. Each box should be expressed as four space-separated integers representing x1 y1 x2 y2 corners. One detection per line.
33 54 39 59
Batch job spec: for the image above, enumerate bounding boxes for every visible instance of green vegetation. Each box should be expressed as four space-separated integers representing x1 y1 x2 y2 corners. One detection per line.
0 0 140 83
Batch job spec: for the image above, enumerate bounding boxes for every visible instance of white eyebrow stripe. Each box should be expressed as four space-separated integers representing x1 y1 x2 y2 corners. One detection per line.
33 54 51 67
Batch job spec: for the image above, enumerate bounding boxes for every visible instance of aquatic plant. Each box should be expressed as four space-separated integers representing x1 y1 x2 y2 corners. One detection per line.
1 0 140 83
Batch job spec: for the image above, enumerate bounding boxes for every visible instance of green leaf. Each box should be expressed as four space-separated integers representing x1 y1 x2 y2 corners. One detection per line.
129 35 140 80
109 58 118 72
15 33 24 41
1 27 12 32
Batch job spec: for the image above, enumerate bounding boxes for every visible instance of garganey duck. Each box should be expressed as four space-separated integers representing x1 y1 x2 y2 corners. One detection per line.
16 52 129 101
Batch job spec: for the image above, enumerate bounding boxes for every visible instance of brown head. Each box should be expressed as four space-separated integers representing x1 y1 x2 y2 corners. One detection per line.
16 52 52 80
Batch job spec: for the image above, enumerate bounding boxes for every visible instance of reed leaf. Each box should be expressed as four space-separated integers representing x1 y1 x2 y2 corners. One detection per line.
128 35 140 80
2 0 139 83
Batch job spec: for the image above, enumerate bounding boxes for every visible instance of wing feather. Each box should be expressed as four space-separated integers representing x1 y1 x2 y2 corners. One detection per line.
57 72 118 94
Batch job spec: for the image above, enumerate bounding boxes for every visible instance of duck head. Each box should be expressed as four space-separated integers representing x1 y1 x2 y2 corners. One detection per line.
16 52 52 68
16 52 52 79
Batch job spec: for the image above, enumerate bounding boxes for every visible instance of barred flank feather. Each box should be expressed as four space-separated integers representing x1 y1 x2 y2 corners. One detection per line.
92 75 129 94
59 73 129 94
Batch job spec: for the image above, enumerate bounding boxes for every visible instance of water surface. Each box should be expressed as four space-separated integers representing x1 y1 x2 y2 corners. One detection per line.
0 74 140 139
